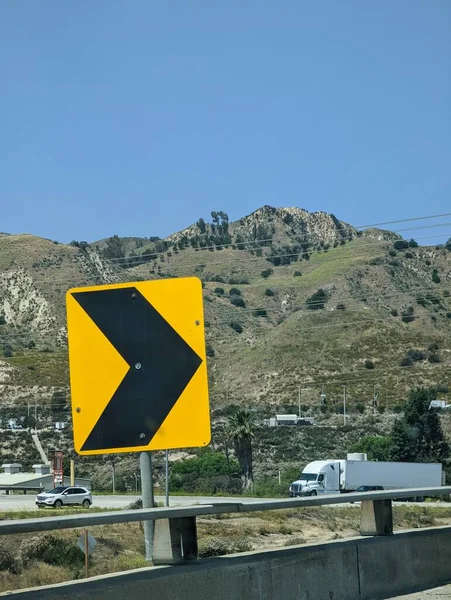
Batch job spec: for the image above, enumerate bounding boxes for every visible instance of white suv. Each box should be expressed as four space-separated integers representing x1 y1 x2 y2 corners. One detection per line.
36 486 92 509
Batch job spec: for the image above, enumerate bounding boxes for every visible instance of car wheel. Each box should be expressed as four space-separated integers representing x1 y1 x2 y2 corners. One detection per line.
310 490 317 496
54 499 63 509
82 499 91 509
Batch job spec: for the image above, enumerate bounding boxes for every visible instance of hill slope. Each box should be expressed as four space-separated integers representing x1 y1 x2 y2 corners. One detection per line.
0 207 450 415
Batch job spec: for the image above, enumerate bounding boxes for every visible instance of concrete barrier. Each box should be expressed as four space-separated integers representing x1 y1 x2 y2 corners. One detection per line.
4 526 451 600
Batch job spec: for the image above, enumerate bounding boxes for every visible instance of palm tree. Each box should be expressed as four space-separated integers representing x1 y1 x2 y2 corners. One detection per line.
226 409 256 490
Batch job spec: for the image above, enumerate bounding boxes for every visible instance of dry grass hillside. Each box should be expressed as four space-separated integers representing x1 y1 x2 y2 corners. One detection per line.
0 207 450 415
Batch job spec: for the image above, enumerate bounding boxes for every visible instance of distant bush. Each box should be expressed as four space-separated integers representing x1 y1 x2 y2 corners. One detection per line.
306 289 328 310
390 309 398 317
406 349 425 362
364 359 375 370
400 356 414 367
2 344 13 358
0 314 6 325
444 290 450 297
405 252 413 259
265 288 275 297
293 271 302 277
230 321 243 333
198 537 230 558
336 304 346 310
447 312 451 319
229 276 250 285
0 547 19 574
19 535 83 568
428 353 441 364
428 342 439 352
388 250 397 257
408 238 418 248
416 295 428 307
260 268 273 279
393 240 409 250
230 296 246 308
253 309 268 318
355 402 365 414
214 287 225 295
401 307 415 323
229 287 241 296
432 269 441 284
206 343 215 357
445 238 451 251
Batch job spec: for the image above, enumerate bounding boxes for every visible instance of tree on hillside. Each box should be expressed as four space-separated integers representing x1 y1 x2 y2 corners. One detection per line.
389 388 449 463
306 289 328 310
227 409 256 490
349 436 392 461
103 235 124 259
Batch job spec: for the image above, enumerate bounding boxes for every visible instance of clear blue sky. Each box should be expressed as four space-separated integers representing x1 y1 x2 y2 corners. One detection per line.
1 1 450 243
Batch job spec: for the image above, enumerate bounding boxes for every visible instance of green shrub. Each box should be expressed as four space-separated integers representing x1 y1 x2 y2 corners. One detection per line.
198 537 230 557
0 314 6 325
293 271 302 277
336 303 345 310
401 307 415 323
2 344 13 357
229 287 241 296
0 547 19 574
432 270 441 284
388 250 397 257
260 269 273 279
306 289 328 310
233 537 253 553
407 349 425 362
265 288 275 297
393 240 409 250
253 309 268 318
230 321 244 333
400 356 413 367
206 343 215 357
390 309 398 317
364 359 375 370
214 287 225 295
19 535 84 568
230 296 246 308
428 353 441 364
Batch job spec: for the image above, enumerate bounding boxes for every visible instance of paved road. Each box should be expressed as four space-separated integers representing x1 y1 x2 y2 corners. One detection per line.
389 584 451 598
0 493 450 511
0 494 274 511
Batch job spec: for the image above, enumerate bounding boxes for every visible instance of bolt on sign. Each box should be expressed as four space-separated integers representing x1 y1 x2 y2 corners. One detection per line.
66 278 210 455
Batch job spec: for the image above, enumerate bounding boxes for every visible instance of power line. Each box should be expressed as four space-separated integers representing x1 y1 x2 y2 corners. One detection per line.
5 231 450 288
104 230 451 271
104 212 451 262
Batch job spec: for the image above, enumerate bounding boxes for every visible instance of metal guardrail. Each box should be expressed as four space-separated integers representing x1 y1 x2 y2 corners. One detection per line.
0 486 449 536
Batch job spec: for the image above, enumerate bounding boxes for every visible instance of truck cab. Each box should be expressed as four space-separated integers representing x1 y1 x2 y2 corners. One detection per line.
289 461 340 496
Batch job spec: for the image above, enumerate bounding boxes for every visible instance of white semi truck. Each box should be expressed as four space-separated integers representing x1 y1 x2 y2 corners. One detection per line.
289 453 443 498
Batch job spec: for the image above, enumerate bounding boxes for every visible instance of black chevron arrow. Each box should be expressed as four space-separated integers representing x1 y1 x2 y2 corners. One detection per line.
72 286 202 451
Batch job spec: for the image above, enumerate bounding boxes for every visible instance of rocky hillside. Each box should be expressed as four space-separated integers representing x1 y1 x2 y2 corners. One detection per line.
0 207 450 417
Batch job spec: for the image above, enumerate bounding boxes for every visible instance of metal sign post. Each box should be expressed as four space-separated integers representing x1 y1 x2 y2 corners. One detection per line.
140 451 154 561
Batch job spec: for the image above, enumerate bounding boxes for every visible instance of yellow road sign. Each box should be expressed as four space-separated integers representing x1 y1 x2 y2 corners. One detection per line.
66 278 210 455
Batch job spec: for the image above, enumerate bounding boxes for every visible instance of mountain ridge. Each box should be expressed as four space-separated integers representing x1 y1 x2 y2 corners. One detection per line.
0 205 450 412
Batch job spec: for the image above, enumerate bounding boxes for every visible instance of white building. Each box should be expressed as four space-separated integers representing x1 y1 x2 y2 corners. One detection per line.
0 463 91 493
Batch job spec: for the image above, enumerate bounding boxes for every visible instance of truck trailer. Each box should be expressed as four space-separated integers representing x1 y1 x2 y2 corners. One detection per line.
289 453 442 499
